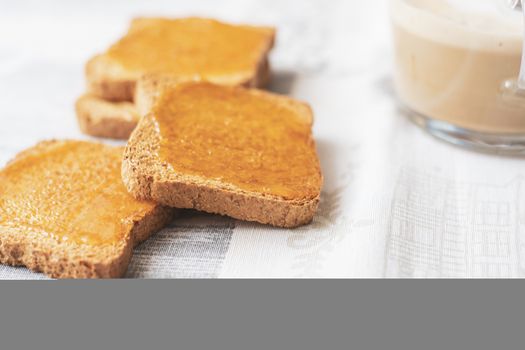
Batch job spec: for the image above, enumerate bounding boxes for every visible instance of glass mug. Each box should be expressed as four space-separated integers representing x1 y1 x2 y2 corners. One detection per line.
390 0 525 153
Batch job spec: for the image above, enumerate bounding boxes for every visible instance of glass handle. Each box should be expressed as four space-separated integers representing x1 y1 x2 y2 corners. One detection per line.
501 0 525 96
510 0 521 10
518 0 525 89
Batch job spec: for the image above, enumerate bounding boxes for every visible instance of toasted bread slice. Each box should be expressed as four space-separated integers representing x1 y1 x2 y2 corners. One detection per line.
76 94 139 139
86 17 275 102
0 140 175 278
122 82 322 228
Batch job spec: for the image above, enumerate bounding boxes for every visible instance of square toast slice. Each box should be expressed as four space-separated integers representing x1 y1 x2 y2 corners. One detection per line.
0 140 175 278
122 82 323 228
86 17 275 102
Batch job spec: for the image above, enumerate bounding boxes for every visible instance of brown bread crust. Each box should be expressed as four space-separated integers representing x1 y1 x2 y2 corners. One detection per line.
75 94 139 140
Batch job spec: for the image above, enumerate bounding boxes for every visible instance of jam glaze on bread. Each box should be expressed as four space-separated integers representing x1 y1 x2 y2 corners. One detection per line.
0 141 175 278
122 82 322 228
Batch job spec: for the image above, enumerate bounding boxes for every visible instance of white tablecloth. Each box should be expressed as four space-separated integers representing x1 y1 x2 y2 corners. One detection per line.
1 0 524 278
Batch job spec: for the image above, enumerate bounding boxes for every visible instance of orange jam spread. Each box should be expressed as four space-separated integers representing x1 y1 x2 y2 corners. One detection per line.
153 83 322 200
0 141 157 245
107 17 274 78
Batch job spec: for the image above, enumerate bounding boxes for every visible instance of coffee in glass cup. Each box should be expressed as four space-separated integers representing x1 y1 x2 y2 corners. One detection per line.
391 0 525 153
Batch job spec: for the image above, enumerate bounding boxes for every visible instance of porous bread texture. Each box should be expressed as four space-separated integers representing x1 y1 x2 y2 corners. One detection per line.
75 94 139 140
0 140 175 278
85 17 275 102
122 84 322 228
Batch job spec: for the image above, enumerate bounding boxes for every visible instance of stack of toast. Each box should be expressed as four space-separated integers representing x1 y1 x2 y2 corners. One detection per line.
0 17 323 278
76 17 275 139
